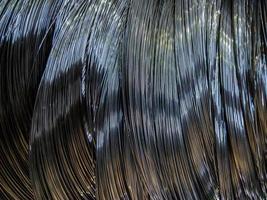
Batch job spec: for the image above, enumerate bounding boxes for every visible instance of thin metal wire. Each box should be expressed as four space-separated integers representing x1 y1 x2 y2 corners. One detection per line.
0 0 266 199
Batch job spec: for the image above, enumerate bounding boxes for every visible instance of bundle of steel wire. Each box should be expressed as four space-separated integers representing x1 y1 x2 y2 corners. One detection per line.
0 0 266 199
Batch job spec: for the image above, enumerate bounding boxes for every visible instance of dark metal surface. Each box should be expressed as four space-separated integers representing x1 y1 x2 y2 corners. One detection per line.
0 0 266 199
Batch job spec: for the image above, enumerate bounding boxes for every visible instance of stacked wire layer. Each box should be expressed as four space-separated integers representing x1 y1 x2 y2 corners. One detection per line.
0 0 266 199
